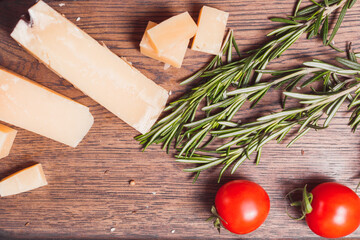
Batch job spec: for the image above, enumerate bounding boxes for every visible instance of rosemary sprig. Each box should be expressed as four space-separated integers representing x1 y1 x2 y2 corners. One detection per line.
135 30 242 153
177 57 360 181
175 67 320 157
136 0 357 158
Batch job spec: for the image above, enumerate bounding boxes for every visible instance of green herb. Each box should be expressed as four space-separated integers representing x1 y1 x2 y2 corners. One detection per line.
136 30 242 154
326 0 352 45
177 57 360 181
136 0 357 170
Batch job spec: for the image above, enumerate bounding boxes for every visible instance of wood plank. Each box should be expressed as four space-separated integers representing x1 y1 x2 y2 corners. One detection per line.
0 0 359 238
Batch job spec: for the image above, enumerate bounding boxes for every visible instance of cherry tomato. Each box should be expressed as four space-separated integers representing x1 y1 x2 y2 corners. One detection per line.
306 182 360 238
215 180 270 234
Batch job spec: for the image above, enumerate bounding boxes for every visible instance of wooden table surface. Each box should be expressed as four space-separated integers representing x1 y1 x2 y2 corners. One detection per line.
0 0 359 239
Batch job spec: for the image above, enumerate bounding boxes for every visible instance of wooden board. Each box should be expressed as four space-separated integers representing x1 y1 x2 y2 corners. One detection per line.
0 0 359 239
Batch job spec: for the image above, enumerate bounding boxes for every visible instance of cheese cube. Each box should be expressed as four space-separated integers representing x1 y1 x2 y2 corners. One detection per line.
0 67 93 147
140 21 189 68
146 12 197 54
11 1 168 134
191 6 229 55
0 124 17 159
0 163 47 197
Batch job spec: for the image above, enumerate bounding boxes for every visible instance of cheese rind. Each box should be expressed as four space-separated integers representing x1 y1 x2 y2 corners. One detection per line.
140 21 189 68
0 67 93 147
146 12 197 54
0 124 17 159
191 6 229 55
0 163 47 197
11 0 168 134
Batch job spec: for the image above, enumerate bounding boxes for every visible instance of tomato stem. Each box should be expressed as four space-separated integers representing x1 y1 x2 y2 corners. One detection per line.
302 185 313 214
207 205 228 233
286 184 314 220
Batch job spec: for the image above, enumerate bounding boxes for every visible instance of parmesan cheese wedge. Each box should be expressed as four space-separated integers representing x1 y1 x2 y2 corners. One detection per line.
140 21 189 68
146 12 197 54
191 6 229 55
0 164 47 197
11 0 168 134
0 124 17 159
0 67 93 147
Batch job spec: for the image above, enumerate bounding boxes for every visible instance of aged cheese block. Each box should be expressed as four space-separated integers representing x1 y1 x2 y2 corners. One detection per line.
0 163 47 197
191 6 229 55
0 124 17 159
0 67 93 147
146 12 197 54
140 21 189 68
11 1 168 134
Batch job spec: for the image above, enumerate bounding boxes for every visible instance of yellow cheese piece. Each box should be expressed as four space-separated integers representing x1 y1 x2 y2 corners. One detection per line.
0 124 17 159
146 12 197 54
140 21 189 68
0 163 47 197
11 1 168 134
191 6 229 55
0 67 93 147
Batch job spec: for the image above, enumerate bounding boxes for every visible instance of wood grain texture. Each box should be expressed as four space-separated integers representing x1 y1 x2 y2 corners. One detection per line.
0 0 359 239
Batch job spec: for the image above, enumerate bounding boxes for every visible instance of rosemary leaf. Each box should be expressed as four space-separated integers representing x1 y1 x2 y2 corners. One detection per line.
302 71 327 87
303 61 343 72
310 0 324 7
336 57 360 70
296 3 319 16
329 43 345 52
232 36 242 57
227 31 233 63
327 0 349 45
294 0 303 16
348 0 357 8
287 127 311 147
313 10 324 35
283 92 326 100
324 95 347 126
183 158 224 172
321 15 329 44
270 17 299 24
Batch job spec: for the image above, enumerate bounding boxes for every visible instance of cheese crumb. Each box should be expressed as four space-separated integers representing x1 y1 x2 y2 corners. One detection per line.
164 63 171 70
76 17 81 22
59 3 65 7
171 230 175 234
129 180 136 186
110 227 116 232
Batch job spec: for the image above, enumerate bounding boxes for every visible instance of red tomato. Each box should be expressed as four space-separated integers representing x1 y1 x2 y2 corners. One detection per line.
215 180 270 234
306 182 360 238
